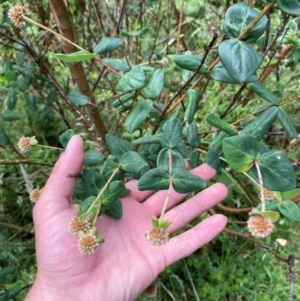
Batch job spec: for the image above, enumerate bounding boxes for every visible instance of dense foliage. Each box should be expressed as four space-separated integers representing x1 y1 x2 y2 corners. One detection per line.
0 0 299 300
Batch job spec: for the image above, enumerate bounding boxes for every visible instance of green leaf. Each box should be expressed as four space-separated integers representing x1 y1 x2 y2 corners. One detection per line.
8 80 28 92
278 201 300 222
261 211 280 223
184 89 201 124
209 131 228 152
157 148 185 171
81 169 105 195
80 196 95 214
218 39 262 83
250 151 297 191
125 99 153 133
206 114 237 136
8 285 22 298
46 90 57 104
0 126 9 145
68 92 89 105
74 178 90 200
105 134 135 159
190 149 201 168
6 89 17 110
24 94 37 112
241 107 278 140
4 70 15 83
0 287 8 300
277 0 300 15
120 151 150 178
52 51 96 63
102 58 130 72
278 107 298 138
93 37 123 54
138 168 171 191
223 3 268 42
206 150 221 172
0 265 18 284
116 66 146 91
171 168 206 194
161 118 183 149
112 92 135 108
1 109 23 122
59 129 75 148
250 81 279 105
132 134 161 145
102 181 125 207
222 135 261 172
84 150 105 166
144 69 165 99
104 199 122 219
120 28 149 37
168 54 208 73
186 123 200 148
101 156 124 181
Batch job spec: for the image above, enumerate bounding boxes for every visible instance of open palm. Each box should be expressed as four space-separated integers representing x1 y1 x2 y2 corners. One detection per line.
25 135 227 301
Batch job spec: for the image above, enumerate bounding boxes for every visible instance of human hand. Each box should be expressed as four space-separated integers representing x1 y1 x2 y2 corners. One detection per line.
25 135 228 301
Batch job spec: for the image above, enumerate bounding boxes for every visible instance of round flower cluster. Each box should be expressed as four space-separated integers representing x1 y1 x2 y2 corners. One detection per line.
247 213 274 238
8 5 28 27
145 227 169 246
29 188 41 202
258 188 276 202
68 217 91 235
78 234 100 255
18 137 32 152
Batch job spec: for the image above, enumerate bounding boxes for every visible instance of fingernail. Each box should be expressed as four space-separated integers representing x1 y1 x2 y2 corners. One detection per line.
65 135 76 152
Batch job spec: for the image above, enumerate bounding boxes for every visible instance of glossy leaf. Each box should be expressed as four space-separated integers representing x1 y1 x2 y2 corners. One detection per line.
278 201 300 222
218 39 262 83
52 51 96 63
138 168 171 191
250 81 279 105
184 89 201 124
241 106 278 140
206 149 221 172
81 169 105 196
186 123 200 148
84 150 105 166
6 89 17 110
0 126 9 145
93 37 123 54
278 107 298 138
157 148 185 171
206 114 236 136
116 66 146 91
8 80 28 92
1 109 23 122
101 156 124 181
125 99 153 133
144 69 165 99
102 58 130 72
250 151 297 191
24 94 37 112
209 131 228 152
74 179 91 200
190 149 201 168
59 129 75 148
277 0 300 15
171 168 206 194
105 134 135 159
223 3 268 42
68 92 89 105
113 92 135 108
120 28 149 37
222 135 261 172
132 135 161 145
104 199 122 219
80 196 95 214
168 54 208 73
102 181 125 207
161 118 183 149
120 151 150 178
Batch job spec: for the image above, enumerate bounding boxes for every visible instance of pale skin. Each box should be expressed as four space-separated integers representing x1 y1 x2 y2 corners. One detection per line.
25 135 228 301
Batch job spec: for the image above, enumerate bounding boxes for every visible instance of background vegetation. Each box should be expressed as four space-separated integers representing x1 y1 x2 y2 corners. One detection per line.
0 0 299 300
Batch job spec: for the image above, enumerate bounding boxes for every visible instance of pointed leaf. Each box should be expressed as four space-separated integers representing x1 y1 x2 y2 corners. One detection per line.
102 58 130 72
223 3 268 42
249 151 297 191
68 92 89 105
218 39 262 83
116 66 146 91
81 169 105 195
144 69 165 99
104 198 123 219
113 92 135 108
93 37 123 54
120 28 149 37
125 99 153 133
59 129 75 148
52 51 96 63
171 168 206 194
157 148 185 171
168 54 208 73
101 156 124 181
206 114 237 136
278 201 300 222
241 107 278 140
184 89 201 124
190 149 201 168
278 107 298 138
251 81 279 105
84 150 105 166
161 118 183 149
105 134 135 159
138 168 171 191
120 151 150 178
102 181 125 208
206 149 221 172
222 135 261 172
186 123 200 148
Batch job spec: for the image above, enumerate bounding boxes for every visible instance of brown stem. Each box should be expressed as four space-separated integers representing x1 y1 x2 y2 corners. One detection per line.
216 203 252 214
49 0 107 142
